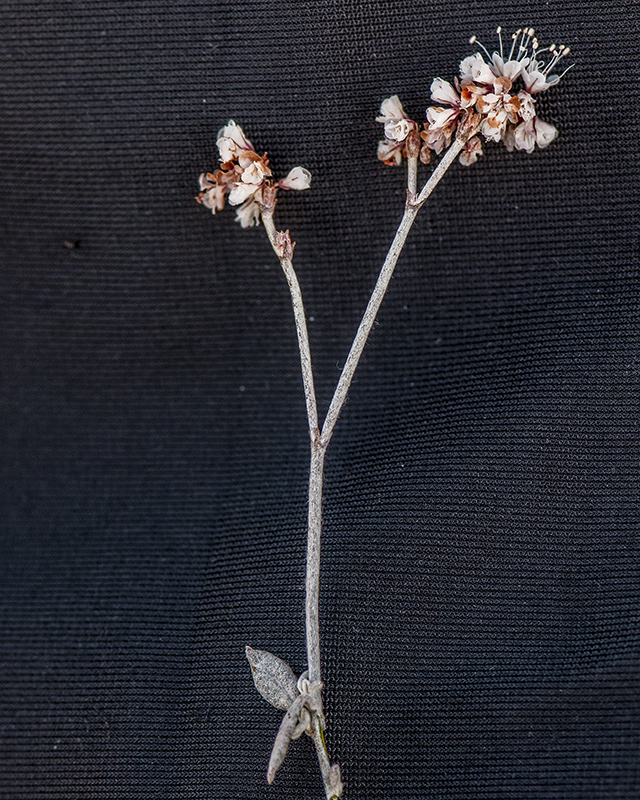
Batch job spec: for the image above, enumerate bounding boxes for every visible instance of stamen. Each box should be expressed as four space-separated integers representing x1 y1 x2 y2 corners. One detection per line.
470 35 493 60
496 26 504 58
508 29 521 61
558 62 574 79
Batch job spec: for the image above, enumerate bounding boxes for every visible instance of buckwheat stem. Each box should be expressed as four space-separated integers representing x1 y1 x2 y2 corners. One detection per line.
261 208 320 444
320 135 466 448
258 134 466 798
407 154 418 195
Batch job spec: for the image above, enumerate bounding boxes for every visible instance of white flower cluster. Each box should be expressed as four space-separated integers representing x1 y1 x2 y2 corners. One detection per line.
197 121 311 228
377 27 571 168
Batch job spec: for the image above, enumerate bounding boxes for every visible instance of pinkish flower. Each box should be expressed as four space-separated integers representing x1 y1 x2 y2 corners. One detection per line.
513 117 558 152
197 172 227 213
227 151 272 206
377 137 404 166
459 135 483 166
376 96 419 165
278 167 312 191
198 121 312 228
456 27 569 153
522 42 572 93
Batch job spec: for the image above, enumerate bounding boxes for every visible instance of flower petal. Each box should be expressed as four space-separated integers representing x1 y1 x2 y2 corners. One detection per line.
534 118 558 148
217 120 253 151
377 138 403 165
234 197 261 228
426 106 459 129
376 95 406 122
430 77 460 107
228 181 259 205
384 117 414 142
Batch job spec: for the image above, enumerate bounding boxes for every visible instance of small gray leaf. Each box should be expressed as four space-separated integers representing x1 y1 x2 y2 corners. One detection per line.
291 707 311 740
267 694 310 784
245 645 300 711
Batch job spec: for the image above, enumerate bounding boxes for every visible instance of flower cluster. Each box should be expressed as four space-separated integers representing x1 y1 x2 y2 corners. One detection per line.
197 121 311 227
378 27 571 167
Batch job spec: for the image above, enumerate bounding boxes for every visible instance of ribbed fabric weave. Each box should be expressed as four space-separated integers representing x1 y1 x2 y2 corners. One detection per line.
1 2 638 798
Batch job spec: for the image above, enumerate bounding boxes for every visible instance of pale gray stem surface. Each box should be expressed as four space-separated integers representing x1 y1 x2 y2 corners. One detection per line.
262 209 320 442
415 136 465 208
306 444 326 684
309 713 342 800
407 155 418 196
320 135 465 448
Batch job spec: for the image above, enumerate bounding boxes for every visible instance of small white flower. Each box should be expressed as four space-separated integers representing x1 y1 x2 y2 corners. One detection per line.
376 95 417 143
377 138 404 166
490 53 527 82
522 43 571 94
385 118 414 142
464 28 572 95
534 118 558 147
377 95 406 121
426 105 459 129
234 196 261 228
228 180 260 205
278 167 312 191
430 77 460 107
481 110 508 142
513 117 558 152
228 151 272 205
459 135 483 166
459 53 496 85
240 160 269 185
198 181 226 212
423 120 456 155
196 171 237 214
216 119 254 162
517 90 536 122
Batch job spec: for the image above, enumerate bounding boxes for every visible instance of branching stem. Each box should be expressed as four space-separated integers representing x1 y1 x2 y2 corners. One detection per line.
259 134 467 798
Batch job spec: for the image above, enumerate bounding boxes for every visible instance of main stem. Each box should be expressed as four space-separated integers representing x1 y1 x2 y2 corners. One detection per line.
306 443 326 682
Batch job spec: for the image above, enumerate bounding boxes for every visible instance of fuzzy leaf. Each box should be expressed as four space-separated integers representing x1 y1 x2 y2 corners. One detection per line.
245 645 299 711
267 694 310 784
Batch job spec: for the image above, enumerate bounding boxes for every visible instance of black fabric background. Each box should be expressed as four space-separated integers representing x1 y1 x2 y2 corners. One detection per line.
1 2 639 798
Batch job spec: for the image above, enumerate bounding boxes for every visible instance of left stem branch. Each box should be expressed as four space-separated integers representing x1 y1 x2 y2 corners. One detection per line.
262 209 319 443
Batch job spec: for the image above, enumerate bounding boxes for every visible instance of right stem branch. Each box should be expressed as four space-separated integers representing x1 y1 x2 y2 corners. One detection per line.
320 135 465 448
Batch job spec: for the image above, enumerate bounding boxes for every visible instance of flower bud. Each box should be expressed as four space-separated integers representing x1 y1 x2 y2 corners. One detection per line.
276 229 295 260
405 129 421 159
260 184 278 211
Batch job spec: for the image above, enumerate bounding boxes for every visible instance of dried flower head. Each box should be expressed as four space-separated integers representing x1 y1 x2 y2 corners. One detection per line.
377 27 571 169
427 27 571 165
376 95 419 165
196 120 311 228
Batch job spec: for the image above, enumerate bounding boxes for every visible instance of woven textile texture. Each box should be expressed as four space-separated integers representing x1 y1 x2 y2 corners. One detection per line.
1 2 639 798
